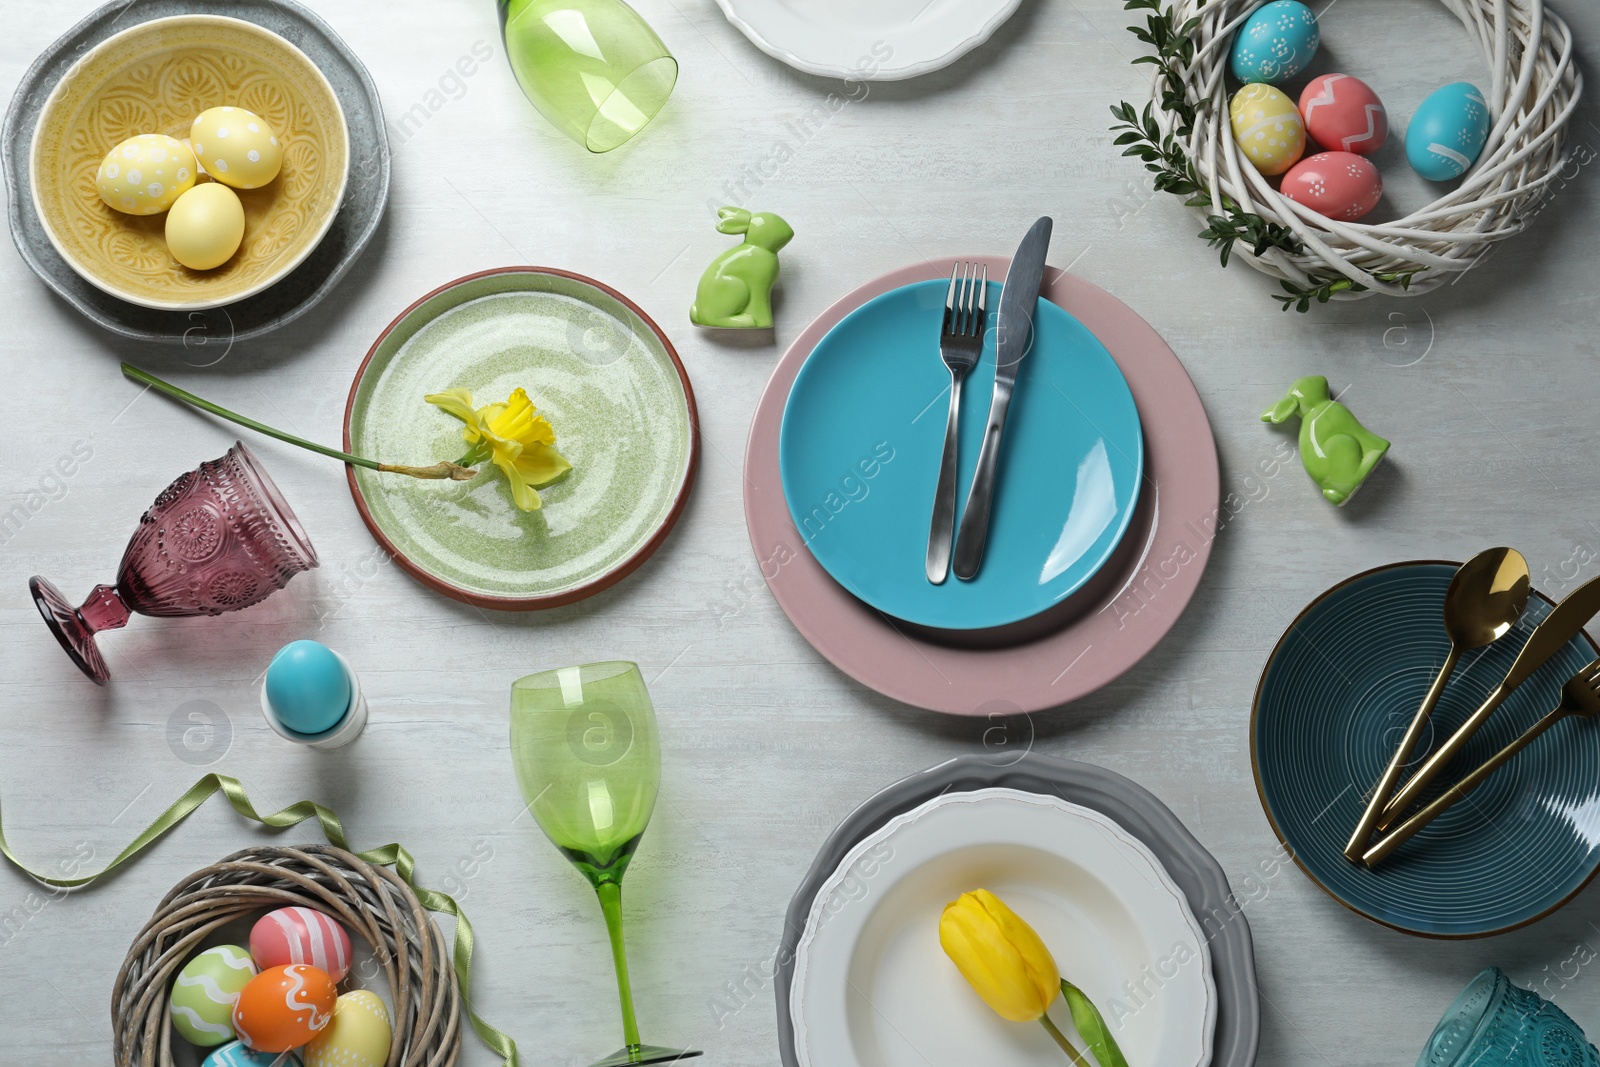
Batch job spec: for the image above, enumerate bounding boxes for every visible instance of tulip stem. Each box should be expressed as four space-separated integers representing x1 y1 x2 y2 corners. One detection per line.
1040 1013 1092 1067
121 363 478 480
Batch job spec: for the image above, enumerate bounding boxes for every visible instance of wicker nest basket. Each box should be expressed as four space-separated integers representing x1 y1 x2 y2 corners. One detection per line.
112 844 462 1067
1155 0 1582 299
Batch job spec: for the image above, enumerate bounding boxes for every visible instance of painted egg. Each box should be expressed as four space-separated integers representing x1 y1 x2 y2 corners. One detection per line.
170 945 257 1047
166 183 245 271
1230 0 1319 85
203 1040 303 1067
303 991 393 1067
1281 152 1383 221
1406 82 1490 181
191 106 283 190
95 133 196 215
233 965 337 1052
250 907 354 981
265 643 353 736
1299 73 1388 155
1229 84 1306 176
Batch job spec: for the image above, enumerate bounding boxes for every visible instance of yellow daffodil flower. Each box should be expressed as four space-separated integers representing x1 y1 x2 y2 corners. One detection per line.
425 387 572 511
939 889 1061 1022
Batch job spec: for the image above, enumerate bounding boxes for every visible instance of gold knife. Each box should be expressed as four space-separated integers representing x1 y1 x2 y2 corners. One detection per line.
1376 571 1600 830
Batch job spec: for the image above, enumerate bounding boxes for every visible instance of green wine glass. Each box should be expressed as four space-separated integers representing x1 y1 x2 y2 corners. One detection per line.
510 662 701 1067
498 0 678 152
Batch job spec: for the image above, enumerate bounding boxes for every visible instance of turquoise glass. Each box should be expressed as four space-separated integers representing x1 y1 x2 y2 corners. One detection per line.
1418 968 1599 1066
499 0 677 152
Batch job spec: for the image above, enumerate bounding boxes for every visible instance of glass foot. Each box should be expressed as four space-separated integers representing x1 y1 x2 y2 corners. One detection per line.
588 1046 702 1067
30 577 109 684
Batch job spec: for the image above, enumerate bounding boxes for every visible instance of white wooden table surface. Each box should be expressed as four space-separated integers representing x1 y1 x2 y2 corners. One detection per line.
3 0 1600 1063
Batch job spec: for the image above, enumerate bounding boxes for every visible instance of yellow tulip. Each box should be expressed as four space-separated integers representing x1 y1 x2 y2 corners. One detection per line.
939 889 1062 1022
425 387 572 511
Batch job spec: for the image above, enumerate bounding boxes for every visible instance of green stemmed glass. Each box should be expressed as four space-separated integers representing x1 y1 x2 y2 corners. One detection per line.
498 0 678 152
511 662 701 1066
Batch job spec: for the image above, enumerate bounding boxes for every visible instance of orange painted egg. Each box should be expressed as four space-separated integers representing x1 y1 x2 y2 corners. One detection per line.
232 964 336 1052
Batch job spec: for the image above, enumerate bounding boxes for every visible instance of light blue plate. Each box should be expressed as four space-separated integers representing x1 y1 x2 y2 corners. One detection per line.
778 280 1143 631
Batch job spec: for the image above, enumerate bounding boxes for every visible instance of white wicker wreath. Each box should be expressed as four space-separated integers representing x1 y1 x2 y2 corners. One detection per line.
1141 0 1581 302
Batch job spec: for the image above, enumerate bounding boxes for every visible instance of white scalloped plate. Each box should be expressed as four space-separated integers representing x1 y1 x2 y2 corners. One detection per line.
714 0 1021 81
790 788 1217 1067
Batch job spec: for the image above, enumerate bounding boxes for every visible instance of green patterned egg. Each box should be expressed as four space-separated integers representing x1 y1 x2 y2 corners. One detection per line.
171 945 257 1047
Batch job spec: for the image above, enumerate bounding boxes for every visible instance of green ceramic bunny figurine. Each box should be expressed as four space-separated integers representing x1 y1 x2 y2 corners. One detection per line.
1262 375 1390 506
690 207 794 329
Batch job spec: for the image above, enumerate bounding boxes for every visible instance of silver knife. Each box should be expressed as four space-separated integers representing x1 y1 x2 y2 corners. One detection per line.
951 217 1053 581
1375 569 1600 830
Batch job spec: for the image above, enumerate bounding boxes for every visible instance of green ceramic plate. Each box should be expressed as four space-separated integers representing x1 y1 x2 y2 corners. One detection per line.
343 267 697 609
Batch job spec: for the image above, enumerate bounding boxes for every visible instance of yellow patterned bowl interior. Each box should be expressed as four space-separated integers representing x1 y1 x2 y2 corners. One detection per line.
30 15 349 311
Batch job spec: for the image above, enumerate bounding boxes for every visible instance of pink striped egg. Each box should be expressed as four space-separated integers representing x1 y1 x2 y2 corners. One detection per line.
1281 152 1383 221
250 907 353 981
1299 73 1387 155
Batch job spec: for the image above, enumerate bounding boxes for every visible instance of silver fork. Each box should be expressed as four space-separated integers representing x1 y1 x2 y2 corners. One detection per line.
926 262 987 584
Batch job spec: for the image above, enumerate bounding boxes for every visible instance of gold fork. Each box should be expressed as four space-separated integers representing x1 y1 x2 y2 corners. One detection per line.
1363 657 1600 867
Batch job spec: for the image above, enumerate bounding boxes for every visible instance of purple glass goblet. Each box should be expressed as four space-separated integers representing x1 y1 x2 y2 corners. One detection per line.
29 442 318 684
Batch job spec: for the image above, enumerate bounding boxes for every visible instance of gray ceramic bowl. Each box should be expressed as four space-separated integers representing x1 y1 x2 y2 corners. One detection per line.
2 0 389 344
776 753 1260 1067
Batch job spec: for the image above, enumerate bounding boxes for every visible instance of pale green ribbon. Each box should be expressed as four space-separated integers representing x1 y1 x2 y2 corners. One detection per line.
0 773 518 1065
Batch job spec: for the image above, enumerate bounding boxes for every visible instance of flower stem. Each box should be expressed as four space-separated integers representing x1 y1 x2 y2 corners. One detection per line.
1040 1013 1091 1067
121 363 478 480
122 362 381 468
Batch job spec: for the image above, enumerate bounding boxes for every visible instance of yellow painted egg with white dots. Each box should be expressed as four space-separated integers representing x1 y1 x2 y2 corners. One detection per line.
191 107 282 190
1228 83 1307 176
95 134 196 215
302 991 392 1067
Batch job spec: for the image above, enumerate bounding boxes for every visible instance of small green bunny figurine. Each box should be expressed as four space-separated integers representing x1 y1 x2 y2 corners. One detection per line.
1262 375 1390 506
690 207 794 329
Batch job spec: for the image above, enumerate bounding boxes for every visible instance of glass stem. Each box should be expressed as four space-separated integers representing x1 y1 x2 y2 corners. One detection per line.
595 880 642 1055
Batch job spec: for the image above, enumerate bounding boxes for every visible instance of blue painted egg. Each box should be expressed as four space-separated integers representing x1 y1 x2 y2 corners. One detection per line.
265 640 351 735
1230 0 1319 85
202 1040 302 1067
1405 81 1490 181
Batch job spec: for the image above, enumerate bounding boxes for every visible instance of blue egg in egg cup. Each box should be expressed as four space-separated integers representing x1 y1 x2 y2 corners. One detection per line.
259 639 368 750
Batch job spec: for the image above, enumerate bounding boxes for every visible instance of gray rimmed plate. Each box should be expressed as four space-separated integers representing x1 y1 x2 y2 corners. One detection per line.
775 753 1260 1067
2 0 389 344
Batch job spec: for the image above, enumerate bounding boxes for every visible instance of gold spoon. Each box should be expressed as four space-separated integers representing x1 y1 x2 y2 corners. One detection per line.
1342 548 1530 860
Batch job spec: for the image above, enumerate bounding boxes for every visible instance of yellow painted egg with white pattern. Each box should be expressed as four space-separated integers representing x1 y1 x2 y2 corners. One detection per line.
302 991 392 1067
1229 83 1307 176
191 107 283 190
95 134 196 215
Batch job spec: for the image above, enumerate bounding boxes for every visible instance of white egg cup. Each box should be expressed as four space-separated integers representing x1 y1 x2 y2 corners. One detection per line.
259 648 368 750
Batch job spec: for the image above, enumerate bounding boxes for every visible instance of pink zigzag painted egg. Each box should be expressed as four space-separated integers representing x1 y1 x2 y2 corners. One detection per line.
1299 73 1388 155
250 906 354 981
1281 151 1383 222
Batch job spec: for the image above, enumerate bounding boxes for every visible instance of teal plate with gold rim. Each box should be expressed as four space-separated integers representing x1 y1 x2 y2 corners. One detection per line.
343 267 697 609
1253 561 1600 938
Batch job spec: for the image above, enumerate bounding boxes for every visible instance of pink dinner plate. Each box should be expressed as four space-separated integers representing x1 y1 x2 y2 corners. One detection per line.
743 259 1219 714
